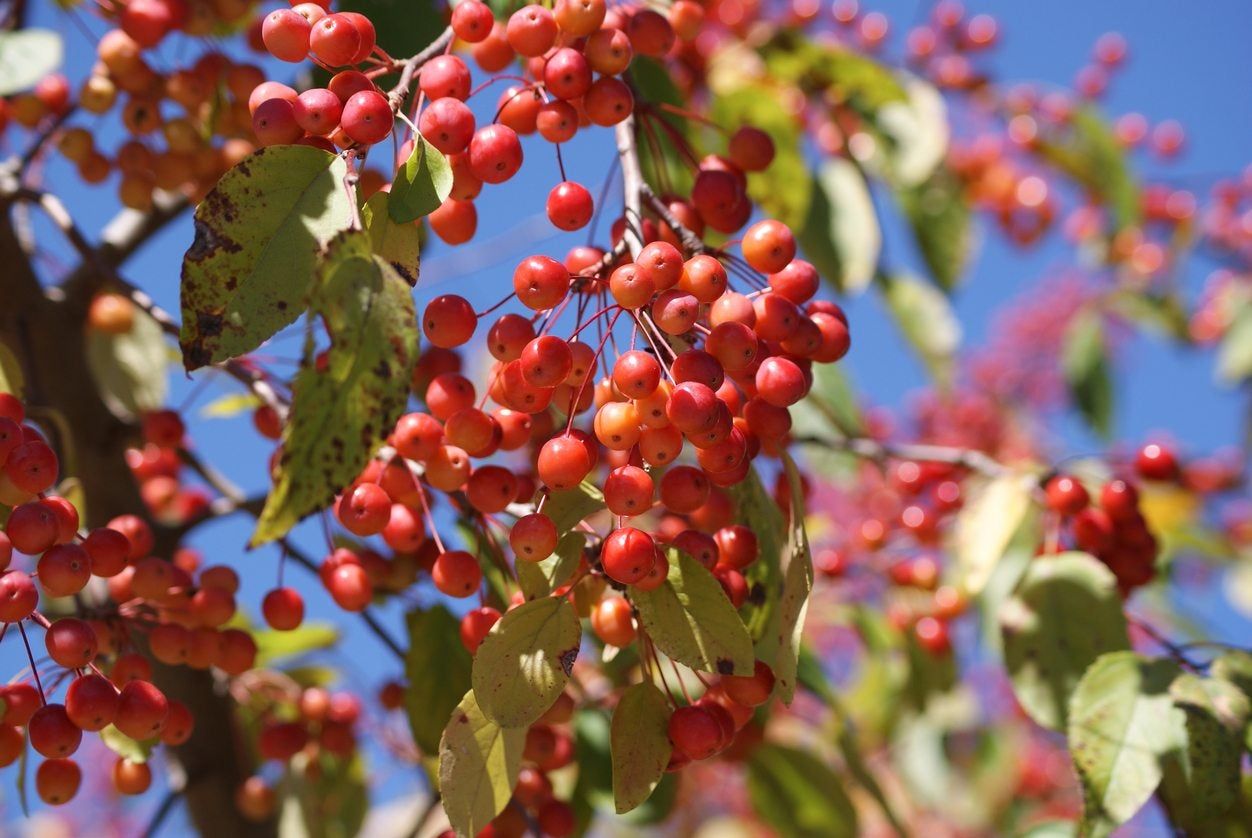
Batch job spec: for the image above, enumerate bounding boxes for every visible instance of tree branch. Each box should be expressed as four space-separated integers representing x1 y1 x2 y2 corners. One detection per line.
386 26 456 110
791 434 1011 477
614 115 645 259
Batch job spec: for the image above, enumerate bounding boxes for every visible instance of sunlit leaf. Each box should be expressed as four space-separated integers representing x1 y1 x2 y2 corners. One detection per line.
1037 105 1140 233
471 596 581 728
100 725 154 763
180 146 353 369
0 341 24 397
633 548 754 676
1000 552 1130 730
611 682 672 814
0 29 63 96
1217 304 1252 384
879 272 962 383
875 74 949 187
198 391 261 419
280 751 368 838
728 467 784 643
438 690 525 838
254 622 338 665
953 471 1038 596
800 158 881 294
388 133 453 224
1068 652 1184 835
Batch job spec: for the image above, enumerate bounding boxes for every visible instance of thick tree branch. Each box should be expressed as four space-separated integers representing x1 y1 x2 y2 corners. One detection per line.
614 115 645 259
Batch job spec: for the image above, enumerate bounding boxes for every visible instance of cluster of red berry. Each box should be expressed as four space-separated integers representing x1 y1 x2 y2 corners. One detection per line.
0 392 261 806
1044 471 1157 597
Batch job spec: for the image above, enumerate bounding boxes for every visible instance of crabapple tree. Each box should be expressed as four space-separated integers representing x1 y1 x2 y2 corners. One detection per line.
0 0 1250 836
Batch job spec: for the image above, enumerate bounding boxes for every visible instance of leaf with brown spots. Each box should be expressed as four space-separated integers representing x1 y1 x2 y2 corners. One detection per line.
179 146 353 370
1159 672 1250 830
765 452 814 705
632 547 754 677
251 229 417 545
362 192 421 287
471 595 581 729
438 689 525 838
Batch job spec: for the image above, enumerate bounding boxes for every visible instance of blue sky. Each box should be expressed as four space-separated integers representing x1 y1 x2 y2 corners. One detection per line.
4 0 1252 830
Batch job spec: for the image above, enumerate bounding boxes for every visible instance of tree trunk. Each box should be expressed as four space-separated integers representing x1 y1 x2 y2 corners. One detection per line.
0 202 276 837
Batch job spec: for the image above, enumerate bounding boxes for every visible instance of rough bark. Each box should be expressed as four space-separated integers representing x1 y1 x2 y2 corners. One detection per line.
0 201 276 837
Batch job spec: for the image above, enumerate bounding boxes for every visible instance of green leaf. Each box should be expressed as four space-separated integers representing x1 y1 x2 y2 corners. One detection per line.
198 391 260 419
630 57 694 198
438 690 526 838
727 467 784 643
1068 652 1184 836
761 33 906 113
898 165 971 292
85 307 169 420
280 751 368 838
405 606 473 754
752 453 813 705
800 158 881 295
471 595 581 728
746 744 858 838
1063 309 1115 439
632 547 754 676
542 482 606 533
952 470 1037 596
879 272 961 384
0 341 24 397
362 192 421 286
179 146 353 369
1159 672 1250 828
1037 105 1140 233
1217 305 1252 384
1000 552 1130 730
100 724 155 762
254 622 339 665
252 230 417 545
709 84 811 229
517 531 585 600
0 29 63 96
789 348 864 438
388 133 453 224
611 682 672 814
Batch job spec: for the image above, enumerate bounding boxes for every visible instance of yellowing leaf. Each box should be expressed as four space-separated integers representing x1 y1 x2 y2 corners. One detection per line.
611 682 672 814
179 146 353 369
198 392 261 419
252 230 417 545
439 690 525 838
880 272 962 384
633 548 754 676
0 342 23 397
953 471 1037 596
471 596 581 728
1138 483 1200 536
